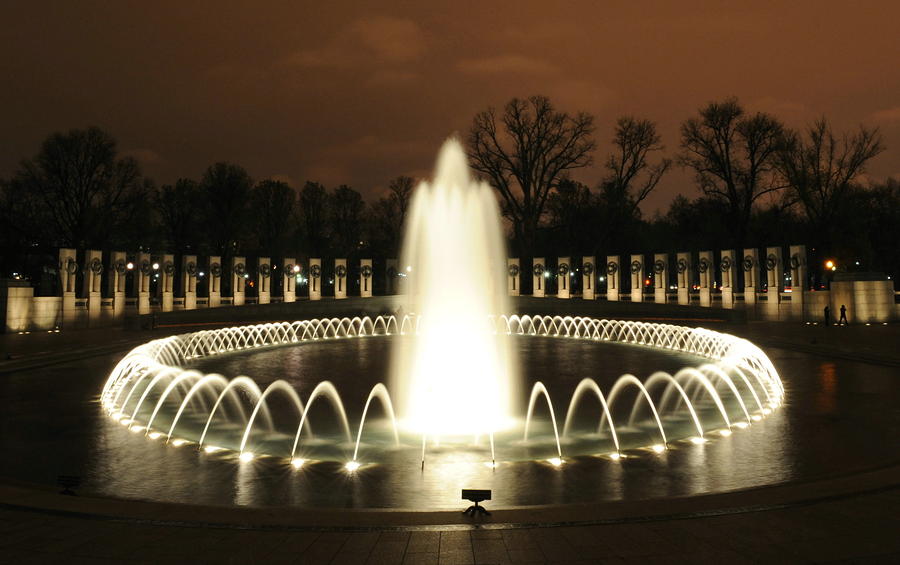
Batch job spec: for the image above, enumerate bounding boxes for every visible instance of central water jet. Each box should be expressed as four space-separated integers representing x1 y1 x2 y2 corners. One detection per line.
391 139 518 437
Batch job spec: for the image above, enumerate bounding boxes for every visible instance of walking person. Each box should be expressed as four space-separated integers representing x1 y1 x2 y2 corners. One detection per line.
839 304 849 326
823 305 831 327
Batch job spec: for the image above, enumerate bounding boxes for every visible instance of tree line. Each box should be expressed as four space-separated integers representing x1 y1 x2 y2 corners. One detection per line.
1 95 897 284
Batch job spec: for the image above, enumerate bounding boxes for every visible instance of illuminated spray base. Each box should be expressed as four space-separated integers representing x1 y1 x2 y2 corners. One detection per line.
101 315 784 470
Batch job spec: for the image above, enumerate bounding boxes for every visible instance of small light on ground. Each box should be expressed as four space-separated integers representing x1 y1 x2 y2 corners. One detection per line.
761 408 771 415
690 437 707 445
751 415 762 421
547 457 563 467
609 452 621 460
148 431 162 440
171 439 186 447
734 422 749 429
719 429 732 437
345 460 361 472
130 425 144 433
239 452 254 462
291 458 305 469
203 445 221 453
651 444 665 453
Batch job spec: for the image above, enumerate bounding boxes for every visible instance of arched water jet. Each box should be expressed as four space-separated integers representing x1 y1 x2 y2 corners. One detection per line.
166 374 229 442
562 378 620 452
239 380 309 455
600 375 668 446
352 383 400 462
524 382 563 459
633 372 704 439
198 377 269 448
290 381 353 459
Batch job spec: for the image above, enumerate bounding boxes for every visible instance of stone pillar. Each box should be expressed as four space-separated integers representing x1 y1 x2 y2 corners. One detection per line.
719 250 736 308
308 258 322 301
136 252 152 314
764 246 783 304
208 256 222 308
742 248 759 305
676 252 692 305
359 259 373 298
82 249 103 324
652 254 668 304
231 257 247 306
507 258 520 296
181 255 198 310
109 251 127 318
160 254 175 312
1 279 34 333
789 245 807 315
582 256 596 300
385 259 398 295
698 250 714 307
282 257 298 303
257 257 271 304
59 248 78 326
629 254 644 303
532 257 546 297
606 255 620 301
334 258 348 299
557 257 571 299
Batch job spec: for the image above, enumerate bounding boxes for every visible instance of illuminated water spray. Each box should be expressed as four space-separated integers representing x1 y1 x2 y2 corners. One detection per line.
392 139 518 436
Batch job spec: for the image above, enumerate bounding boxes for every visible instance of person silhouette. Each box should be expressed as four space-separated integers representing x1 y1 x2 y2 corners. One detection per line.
839 304 849 326
823 305 831 327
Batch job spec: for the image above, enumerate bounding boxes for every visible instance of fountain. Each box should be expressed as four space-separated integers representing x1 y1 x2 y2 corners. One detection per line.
99 139 784 499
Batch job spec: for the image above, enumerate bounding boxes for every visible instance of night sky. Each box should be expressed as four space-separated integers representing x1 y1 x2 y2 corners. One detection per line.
2 1 898 213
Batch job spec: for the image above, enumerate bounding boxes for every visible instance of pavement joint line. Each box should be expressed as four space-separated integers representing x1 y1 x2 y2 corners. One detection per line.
1 480 897 534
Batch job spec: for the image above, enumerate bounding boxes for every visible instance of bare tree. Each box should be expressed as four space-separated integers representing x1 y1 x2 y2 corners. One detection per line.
776 118 884 247
329 184 365 256
298 181 329 255
157 178 202 253
11 127 148 248
679 98 786 249
250 179 296 256
468 95 595 255
201 162 252 254
387 175 415 228
601 117 671 214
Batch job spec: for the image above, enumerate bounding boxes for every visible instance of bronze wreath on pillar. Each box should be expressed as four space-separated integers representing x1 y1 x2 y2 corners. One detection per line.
557 263 569 276
765 254 777 271
361 265 373 278
790 255 801 270
259 264 271 278
676 258 687 274
114 259 127 275
630 260 642 274
582 262 594 276
742 256 755 272
698 257 710 273
508 264 519 277
335 264 347 278
720 256 733 272
653 259 666 274
140 260 151 275
233 262 246 277
164 262 176 276
209 262 222 277
310 264 321 278
64 258 79 275
186 261 198 277
606 261 618 275
89 257 103 275
533 263 544 277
